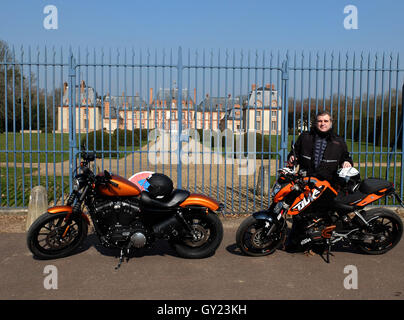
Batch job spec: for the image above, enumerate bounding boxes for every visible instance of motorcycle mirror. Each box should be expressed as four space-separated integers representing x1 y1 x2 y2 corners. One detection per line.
82 152 96 162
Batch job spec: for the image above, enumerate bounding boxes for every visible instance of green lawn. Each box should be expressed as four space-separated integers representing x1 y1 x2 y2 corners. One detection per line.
0 167 70 207
0 133 71 163
0 132 147 163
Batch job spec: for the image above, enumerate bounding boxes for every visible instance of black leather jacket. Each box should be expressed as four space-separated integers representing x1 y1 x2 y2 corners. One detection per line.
288 127 353 183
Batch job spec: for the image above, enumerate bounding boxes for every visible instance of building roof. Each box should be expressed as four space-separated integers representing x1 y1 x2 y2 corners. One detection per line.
197 95 245 112
104 95 146 119
62 82 97 106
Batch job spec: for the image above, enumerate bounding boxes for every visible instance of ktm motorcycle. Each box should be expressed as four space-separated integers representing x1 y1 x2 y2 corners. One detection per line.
236 165 403 262
27 152 224 268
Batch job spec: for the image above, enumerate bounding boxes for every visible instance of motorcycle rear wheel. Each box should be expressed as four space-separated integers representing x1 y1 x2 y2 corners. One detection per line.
356 208 403 255
27 212 88 260
172 211 223 259
236 215 285 257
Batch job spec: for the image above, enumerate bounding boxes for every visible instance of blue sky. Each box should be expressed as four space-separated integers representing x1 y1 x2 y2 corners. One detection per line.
0 0 403 53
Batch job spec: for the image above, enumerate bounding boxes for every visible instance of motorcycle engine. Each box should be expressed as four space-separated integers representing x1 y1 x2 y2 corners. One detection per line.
94 199 150 249
299 219 329 247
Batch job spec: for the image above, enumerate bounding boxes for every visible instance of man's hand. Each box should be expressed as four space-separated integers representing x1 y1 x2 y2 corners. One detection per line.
342 161 352 168
287 155 296 167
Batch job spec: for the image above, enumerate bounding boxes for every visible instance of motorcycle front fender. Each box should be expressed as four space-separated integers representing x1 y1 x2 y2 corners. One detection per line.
47 205 90 225
253 210 275 223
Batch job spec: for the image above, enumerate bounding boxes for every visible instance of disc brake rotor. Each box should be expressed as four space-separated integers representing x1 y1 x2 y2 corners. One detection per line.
184 224 210 247
251 228 271 248
44 224 75 249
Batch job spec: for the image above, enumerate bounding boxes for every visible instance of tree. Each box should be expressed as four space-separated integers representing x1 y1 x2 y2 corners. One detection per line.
0 40 61 133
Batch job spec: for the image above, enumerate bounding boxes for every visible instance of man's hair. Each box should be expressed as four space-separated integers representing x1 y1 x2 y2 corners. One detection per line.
316 111 333 122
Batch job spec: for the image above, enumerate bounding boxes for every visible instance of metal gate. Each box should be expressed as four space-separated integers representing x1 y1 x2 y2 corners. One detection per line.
1 45 403 212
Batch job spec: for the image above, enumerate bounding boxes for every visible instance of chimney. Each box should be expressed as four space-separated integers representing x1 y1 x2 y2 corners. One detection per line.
104 101 110 118
252 84 256 91
272 84 275 90
63 82 68 96
265 83 270 89
80 80 85 93
149 88 153 105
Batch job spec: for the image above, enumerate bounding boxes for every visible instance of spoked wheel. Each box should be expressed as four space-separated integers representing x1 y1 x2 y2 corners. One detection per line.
27 212 88 260
236 216 285 257
173 211 223 259
356 208 403 255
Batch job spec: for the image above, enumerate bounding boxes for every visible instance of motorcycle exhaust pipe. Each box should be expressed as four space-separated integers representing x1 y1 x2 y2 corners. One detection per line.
153 216 181 236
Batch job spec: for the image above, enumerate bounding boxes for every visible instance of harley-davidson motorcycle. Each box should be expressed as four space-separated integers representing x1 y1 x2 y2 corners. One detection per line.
236 163 403 262
27 152 224 268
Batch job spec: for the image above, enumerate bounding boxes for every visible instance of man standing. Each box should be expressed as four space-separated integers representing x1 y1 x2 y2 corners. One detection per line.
288 111 353 184
285 111 353 252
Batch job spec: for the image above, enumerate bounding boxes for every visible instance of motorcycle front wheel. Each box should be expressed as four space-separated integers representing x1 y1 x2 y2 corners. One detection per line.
27 212 88 260
172 211 223 259
236 215 285 257
356 208 403 255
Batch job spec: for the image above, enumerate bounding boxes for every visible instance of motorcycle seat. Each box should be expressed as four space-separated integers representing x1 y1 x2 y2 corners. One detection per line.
359 178 392 194
333 191 365 211
140 189 190 209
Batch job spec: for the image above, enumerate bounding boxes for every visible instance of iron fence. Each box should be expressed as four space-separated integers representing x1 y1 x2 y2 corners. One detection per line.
0 46 403 212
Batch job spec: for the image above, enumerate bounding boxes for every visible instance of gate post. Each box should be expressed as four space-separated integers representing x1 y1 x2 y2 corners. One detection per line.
177 47 183 189
281 59 289 167
68 52 77 192
401 82 404 199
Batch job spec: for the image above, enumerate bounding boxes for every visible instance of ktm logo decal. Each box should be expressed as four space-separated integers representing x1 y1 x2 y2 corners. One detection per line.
291 186 325 211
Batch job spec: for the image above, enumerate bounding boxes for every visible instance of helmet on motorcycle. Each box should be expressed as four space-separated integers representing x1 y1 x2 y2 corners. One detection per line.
146 173 174 199
337 167 361 193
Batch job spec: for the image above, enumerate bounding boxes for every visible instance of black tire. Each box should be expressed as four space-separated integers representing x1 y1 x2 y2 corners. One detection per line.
27 212 88 260
173 211 223 259
236 215 285 257
356 208 403 255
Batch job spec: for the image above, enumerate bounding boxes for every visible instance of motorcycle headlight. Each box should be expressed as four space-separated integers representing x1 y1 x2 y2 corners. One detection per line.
73 174 87 191
271 182 282 198
73 178 80 191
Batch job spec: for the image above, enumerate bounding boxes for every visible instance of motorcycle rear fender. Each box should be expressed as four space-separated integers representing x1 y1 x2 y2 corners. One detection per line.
179 194 220 212
47 205 90 225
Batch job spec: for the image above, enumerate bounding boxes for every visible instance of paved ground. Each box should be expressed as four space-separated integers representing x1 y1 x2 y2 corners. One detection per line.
0 216 403 300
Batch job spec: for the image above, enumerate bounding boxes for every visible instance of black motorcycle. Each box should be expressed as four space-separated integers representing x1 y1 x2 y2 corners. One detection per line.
236 165 403 262
27 152 224 268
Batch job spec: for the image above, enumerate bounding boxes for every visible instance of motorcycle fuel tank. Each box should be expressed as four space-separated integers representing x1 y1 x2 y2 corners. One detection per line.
97 174 141 197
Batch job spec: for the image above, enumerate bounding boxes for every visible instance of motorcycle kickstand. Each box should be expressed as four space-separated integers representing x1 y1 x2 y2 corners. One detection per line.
115 249 124 270
115 249 129 270
115 247 132 270
324 240 333 263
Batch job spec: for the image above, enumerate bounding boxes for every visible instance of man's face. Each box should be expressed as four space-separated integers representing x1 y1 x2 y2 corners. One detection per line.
316 114 332 132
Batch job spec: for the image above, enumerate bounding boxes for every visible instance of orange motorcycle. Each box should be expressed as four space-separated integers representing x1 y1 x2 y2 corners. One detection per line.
236 165 403 262
27 152 224 268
